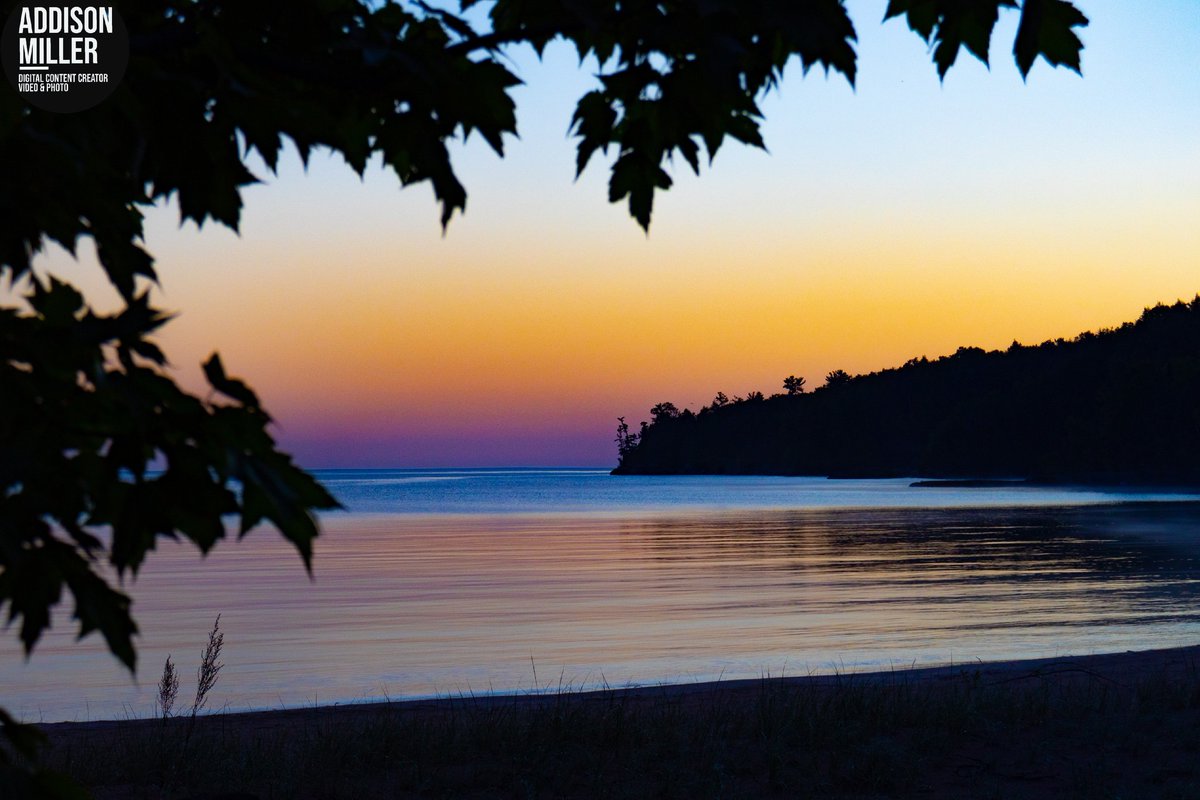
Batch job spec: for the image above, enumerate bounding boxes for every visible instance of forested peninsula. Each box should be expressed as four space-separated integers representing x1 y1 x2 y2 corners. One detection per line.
612 298 1200 484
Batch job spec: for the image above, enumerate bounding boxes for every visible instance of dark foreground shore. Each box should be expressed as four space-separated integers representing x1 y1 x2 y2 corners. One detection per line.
39 645 1200 799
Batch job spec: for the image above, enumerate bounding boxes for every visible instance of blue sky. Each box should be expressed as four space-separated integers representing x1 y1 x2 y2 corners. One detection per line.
30 1 1200 467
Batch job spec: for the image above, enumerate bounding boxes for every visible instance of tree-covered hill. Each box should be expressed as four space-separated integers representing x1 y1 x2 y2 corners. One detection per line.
613 298 1200 484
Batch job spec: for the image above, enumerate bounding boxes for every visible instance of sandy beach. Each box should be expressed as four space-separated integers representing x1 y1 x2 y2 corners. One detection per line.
39 644 1200 799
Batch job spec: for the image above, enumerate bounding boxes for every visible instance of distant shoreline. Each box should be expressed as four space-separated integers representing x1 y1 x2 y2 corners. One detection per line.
606 470 1200 494
907 477 1200 491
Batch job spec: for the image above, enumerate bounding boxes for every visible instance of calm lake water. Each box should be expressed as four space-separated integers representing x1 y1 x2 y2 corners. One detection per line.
4 469 1200 722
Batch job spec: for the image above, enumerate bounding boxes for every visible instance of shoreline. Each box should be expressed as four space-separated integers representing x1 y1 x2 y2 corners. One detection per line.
39 642 1200 734
38 643 1200 799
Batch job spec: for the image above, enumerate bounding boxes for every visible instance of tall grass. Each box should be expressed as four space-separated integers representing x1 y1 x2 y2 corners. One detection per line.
156 656 179 719
189 615 224 720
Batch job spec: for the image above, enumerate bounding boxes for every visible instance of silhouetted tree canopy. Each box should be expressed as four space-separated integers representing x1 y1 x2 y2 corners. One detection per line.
825 369 853 388
650 402 681 422
614 300 1200 483
1 0 1089 790
614 416 639 460
783 375 807 395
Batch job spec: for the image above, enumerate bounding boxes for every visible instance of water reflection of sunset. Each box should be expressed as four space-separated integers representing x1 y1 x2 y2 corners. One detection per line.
6 499 1200 721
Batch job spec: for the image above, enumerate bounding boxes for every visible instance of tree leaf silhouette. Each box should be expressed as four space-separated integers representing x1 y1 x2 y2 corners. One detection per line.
1015 0 1089 77
202 354 261 411
886 0 1019 78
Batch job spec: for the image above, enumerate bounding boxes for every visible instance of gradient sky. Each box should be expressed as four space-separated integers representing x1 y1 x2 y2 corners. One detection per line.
29 1 1200 467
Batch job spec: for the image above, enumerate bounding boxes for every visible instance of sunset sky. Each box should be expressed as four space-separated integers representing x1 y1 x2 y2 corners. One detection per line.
31 0 1200 467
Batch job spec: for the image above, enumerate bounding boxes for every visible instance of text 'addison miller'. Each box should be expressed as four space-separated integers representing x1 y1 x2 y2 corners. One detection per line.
17 6 113 67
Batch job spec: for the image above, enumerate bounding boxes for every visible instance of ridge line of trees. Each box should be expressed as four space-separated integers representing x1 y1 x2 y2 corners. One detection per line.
614 297 1200 484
